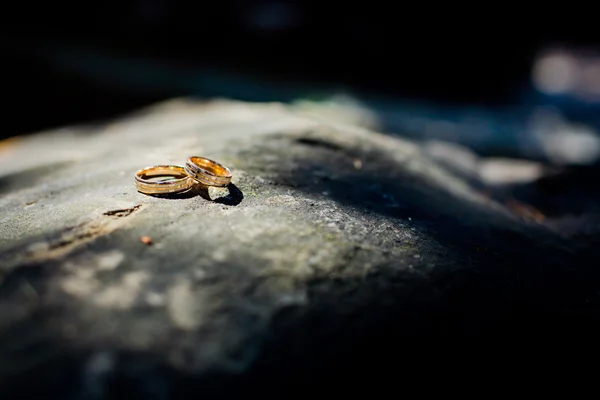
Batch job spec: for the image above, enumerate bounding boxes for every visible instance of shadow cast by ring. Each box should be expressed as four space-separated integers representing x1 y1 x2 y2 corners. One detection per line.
197 183 244 206
145 183 243 206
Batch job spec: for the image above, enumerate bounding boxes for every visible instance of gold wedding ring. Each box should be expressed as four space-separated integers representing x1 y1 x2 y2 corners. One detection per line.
184 156 232 187
135 165 194 195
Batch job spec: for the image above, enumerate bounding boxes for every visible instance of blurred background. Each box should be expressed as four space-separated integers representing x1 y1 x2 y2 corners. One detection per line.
2 0 600 212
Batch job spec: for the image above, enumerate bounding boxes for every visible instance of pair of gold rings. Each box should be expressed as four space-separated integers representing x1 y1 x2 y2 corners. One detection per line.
135 156 232 195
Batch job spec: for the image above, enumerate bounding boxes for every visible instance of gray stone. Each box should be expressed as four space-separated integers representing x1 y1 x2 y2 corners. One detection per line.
0 99 598 398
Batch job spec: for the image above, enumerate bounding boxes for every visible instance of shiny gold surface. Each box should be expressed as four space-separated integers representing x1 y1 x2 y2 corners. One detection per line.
185 156 232 187
135 165 194 195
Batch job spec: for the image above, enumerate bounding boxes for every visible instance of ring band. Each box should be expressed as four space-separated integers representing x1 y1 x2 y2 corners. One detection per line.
184 156 232 187
135 165 194 195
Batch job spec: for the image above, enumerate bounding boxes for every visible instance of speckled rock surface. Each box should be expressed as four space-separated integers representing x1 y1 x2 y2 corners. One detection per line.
0 99 598 398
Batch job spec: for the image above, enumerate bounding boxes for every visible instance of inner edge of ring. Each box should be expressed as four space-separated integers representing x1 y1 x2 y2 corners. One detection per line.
136 165 189 180
136 171 191 184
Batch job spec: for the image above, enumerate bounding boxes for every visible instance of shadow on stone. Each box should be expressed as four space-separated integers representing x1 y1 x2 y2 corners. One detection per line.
142 184 243 206
196 183 243 206
213 184 243 206
143 186 201 200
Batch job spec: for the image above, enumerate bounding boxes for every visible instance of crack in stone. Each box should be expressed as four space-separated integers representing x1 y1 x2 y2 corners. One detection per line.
14 204 143 266
103 205 142 217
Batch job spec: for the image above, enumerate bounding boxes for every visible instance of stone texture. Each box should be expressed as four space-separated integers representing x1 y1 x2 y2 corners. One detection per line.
0 98 598 398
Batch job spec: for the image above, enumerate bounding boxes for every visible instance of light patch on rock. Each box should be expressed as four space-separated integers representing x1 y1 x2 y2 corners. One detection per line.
93 271 150 309
231 215 279 243
59 251 126 299
211 250 228 262
62 251 125 275
423 140 479 176
260 249 314 277
27 241 50 254
145 291 166 307
167 279 204 330
265 195 299 206
478 158 545 185
60 273 100 298
96 250 125 271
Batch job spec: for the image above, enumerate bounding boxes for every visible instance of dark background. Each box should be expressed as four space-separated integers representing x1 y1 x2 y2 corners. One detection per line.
2 1 600 140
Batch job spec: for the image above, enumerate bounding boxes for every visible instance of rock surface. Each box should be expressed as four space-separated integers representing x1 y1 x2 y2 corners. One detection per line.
0 99 598 397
